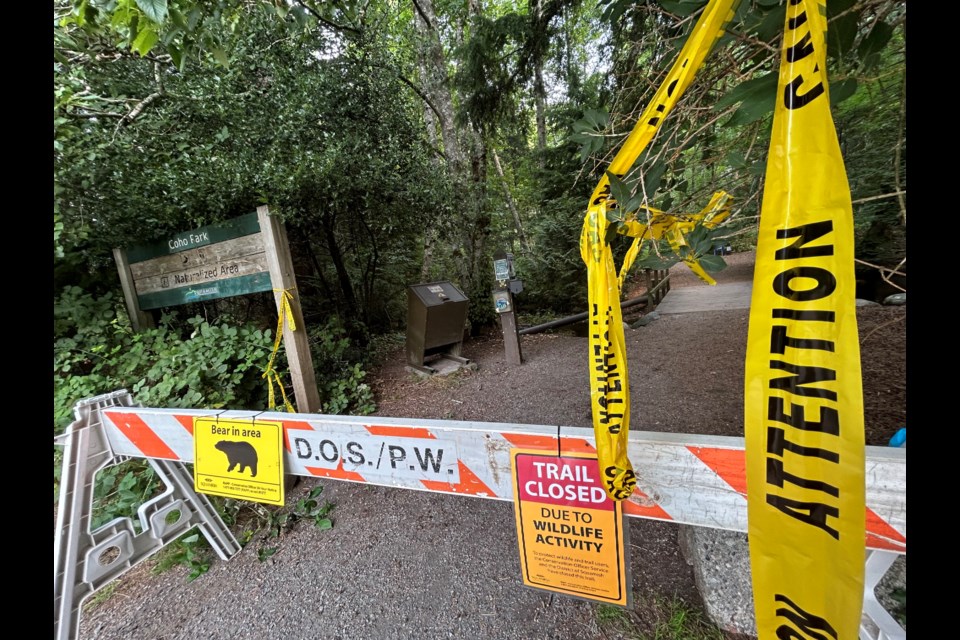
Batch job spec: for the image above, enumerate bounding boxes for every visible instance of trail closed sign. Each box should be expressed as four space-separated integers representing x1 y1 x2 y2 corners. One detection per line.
511 450 630 607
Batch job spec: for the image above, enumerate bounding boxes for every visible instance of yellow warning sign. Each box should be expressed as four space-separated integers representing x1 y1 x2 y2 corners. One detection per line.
193 417 285 506
511 450 630 606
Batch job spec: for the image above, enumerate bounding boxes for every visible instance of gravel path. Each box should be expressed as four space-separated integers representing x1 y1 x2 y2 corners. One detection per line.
74 251 905 640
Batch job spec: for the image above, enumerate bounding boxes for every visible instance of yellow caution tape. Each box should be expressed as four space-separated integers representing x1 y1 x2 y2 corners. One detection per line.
580 0 738 501
744 0 865 637
615 191 733 290
262 288 297 413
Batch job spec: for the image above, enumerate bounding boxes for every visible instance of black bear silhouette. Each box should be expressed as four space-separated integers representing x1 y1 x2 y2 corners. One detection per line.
214 440 259 477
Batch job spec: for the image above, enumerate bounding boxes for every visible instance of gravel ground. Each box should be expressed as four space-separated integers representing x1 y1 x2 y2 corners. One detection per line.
74 251 905 640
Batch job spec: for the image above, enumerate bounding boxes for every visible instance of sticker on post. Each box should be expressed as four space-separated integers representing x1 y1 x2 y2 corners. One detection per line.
194 417 285 506
511 449 631 607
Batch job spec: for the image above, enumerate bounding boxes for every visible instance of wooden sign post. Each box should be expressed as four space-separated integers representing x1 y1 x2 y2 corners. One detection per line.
492 249 523 365
114 207 321 413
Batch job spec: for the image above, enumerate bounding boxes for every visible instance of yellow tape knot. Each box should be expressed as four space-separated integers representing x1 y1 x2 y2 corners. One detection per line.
262 288 298 413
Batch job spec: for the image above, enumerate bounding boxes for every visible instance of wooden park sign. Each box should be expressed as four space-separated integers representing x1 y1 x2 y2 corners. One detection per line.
113 206 321 413
120 212 271 310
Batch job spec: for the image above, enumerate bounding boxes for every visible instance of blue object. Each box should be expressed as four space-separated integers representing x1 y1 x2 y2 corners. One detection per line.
888 428 906 448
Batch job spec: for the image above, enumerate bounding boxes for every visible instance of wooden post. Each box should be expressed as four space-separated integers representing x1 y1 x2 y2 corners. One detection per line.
113 247 155 332
257 206 322 414
498 292 523 365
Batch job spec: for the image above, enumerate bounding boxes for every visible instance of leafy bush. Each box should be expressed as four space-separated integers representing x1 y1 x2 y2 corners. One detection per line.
54 286 275 437
54 288 373 580
54 288 377 507
308 318 376 416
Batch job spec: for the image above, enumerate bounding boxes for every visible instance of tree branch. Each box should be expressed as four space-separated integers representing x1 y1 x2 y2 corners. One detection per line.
293 0 362 35
112 63 164 139
410 0 434 31
851 190 906 205
397 74 443 124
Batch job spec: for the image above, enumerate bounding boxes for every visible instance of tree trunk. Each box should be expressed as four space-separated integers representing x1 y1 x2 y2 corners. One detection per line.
531 0 547 163
417 42 442 282
412 0 465 176
492 146 529 253
412 0 492 328
320 212 359 321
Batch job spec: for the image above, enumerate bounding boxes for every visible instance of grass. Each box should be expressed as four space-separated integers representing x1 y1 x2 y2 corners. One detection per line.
596 603 632 625
596 596 728 640
82 581 120 613
648 597 727 640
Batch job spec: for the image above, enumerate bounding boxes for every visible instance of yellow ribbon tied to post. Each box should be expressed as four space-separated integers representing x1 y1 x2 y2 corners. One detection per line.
580 0 738 501
263 288 297 413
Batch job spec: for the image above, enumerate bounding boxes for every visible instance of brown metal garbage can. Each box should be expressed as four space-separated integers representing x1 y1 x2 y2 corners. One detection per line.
406 281 470 373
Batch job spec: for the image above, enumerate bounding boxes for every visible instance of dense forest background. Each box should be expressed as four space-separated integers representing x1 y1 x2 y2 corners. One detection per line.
54 0 906 435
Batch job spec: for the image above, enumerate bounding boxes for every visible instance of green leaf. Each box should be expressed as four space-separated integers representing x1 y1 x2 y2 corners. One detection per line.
825 0 859 59
829 78 857 106
635 254 679 271
642 160 667 196
211 46 230 68
726 95 775 126
583 108 609 130
132 27 159 56
136 0 169 24
725 150 746 169
660 0 709 17
167 43 183 70
715 72 778 111
606 171 632 212
752 4 786 42
857 20 894 71
170 8 188 29
696 254 727 273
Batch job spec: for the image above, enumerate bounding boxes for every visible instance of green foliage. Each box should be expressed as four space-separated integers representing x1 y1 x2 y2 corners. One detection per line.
647 596 727 640
251 484 336 561
53 286 277 532
596 603 631 625
570 108 611 163
82 581 120 613
151 531 211 581
292 485 336 530
89 461 158 530
308 319 376 416
54 287 275 438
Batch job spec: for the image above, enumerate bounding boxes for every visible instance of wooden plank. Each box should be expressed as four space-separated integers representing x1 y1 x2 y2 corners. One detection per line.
112 247 155 331
136 272 273 310
126 212 261 264
499 303 523 365
257 206 322 413
132 246 268 296
129 234 266 282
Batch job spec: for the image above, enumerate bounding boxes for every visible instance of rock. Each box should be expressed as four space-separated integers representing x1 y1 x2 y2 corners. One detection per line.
678 526 756 637
883 292 906 306
631 311 660 328
856 298 881 307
